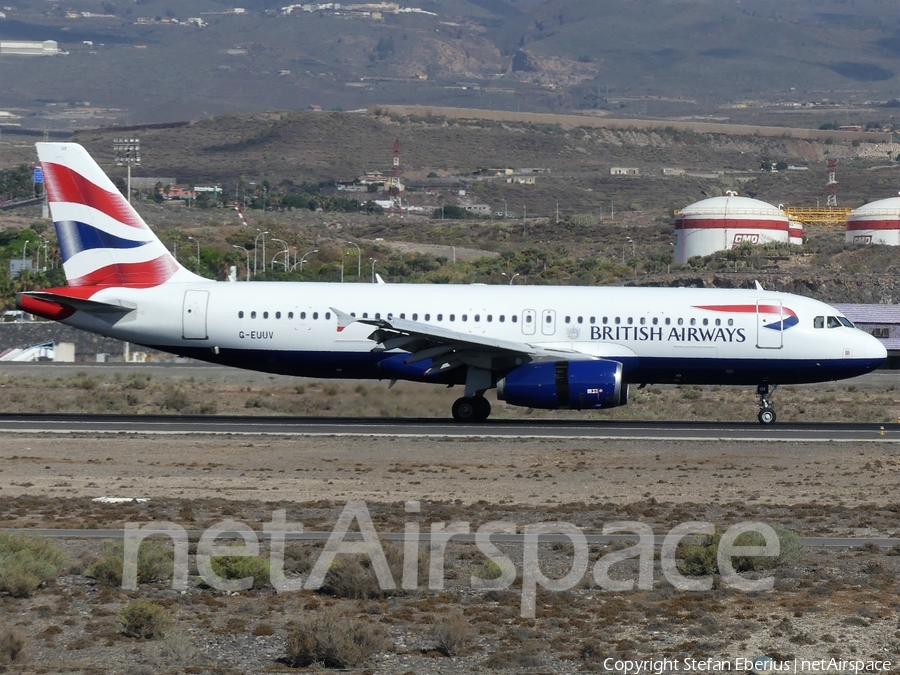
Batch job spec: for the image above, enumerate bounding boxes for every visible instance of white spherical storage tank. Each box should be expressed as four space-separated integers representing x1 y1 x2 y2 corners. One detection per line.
789 220 804 245
845 195 900 245
673 192 790 264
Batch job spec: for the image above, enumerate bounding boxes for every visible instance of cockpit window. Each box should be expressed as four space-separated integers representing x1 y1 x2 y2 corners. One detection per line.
814 316 824 329
838 317 854 328
826 316 841 328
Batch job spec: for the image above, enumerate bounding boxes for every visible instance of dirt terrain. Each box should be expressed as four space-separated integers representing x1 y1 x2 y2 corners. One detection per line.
1 365 900 672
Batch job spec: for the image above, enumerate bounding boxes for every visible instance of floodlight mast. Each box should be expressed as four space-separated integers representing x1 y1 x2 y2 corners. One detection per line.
113 137 141 205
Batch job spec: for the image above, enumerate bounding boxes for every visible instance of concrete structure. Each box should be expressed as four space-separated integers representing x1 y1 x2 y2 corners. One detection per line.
673 192 790 264
834 304 900 368
463 204 491 216
0 40 59 55
844 195 900 245
610 167 640 176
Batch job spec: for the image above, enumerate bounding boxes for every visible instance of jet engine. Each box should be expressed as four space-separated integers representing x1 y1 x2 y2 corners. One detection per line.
496 359 627 410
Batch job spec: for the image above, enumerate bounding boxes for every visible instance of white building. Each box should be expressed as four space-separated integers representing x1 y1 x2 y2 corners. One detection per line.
0 40 59 55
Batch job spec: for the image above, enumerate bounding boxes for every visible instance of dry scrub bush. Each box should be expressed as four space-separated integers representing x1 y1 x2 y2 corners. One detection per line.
285 608 390 668
86 539 173 586
158 627 198 664
680 524 802 577
429 612 472 657
0 628 27 668
0 533 66 598
320 541 420 599
119 599 172 639
210 553 271 590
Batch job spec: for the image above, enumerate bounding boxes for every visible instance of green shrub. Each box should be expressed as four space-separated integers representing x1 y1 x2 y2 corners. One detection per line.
119 599 172 639
680 524 802 576
86 539 173 586
473 559 502 581
0 533 65 597
210 553 271 590
285 609 390 668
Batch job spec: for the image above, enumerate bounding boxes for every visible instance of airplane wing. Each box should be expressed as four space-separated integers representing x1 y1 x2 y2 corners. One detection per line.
330 307 593 378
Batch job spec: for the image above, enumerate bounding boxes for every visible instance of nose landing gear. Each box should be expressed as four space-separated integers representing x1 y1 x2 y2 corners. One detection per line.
757 384 777 425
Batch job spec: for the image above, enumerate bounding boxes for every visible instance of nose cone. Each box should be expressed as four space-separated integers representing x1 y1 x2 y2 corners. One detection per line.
862 331 888 362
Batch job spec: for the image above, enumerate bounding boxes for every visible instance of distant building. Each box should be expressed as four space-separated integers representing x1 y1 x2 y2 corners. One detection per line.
463 204 491 216
610 167 640 176
308 104 322 111
0 40 59 56
661 168 684 176
9 259 32 278
506 176 535 185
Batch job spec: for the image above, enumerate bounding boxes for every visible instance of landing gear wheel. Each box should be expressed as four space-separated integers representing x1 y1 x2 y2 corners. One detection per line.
452 396 491 422
758 407 776 425
473 396 491 422
452 397 478 422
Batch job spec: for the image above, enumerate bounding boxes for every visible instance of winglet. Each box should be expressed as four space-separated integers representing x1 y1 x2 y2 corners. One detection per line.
755 280 764 291
375 273 386 285
330 307 356 332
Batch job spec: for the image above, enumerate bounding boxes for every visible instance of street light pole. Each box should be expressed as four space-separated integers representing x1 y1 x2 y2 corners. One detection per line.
113 137 140 205
271 238 289 271
187 236 200 270
253 230 268 277
347 241 361 278
232 245 250 281
296 249 317 272
501 272 519 285
370 258 377 283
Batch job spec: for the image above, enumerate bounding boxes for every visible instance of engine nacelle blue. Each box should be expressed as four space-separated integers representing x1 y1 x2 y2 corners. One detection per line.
496 359 626 410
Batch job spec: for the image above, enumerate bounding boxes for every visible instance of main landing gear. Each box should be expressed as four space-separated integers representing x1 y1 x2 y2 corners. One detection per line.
452 396 491 422
757 384 776 425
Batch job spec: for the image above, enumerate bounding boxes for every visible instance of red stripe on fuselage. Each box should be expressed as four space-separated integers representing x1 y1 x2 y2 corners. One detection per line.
694 304 797 318
68 255 179 287
41 161 147 230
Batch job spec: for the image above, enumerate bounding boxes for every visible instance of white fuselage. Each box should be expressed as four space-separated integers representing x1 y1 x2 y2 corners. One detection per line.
57 281 886 387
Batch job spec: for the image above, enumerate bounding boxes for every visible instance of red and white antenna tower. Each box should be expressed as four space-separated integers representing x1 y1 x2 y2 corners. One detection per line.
234 203 249 227
388 138 403 217
826 159 838 207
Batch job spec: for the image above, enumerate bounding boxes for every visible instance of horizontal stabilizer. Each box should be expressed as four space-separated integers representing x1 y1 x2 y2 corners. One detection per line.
18 291 134 314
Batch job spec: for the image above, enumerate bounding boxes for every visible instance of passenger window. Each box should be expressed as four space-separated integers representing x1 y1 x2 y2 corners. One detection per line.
714 318 720 326
425 314 431 321
665 318 671 325
565 316 571 324
462 314 467 322
590 317 596 324
499 315 505 322
627 317 633 325
251 311 257 319
263 311 269 319
362 312 368 318
546 315 552 324
437 314 442 321
313 312 318 320
727 319 733 326
238 311 244 319
325 312 331 320
827 316 841 328
677 318 683 326
375 313 381 319
702 318 708 326
400 313 405 319
512 315 518 323
275 311 281 319
475 314 480 322
577 316 583 324
450 314 455 321
639 317 645 325
300 312 306 319
689 318 696 326
526 315 532 323
412 313 418 320
486 315 491 322
602 317 608 325
288 312 294 319
615 317 621 325
652 317 658 325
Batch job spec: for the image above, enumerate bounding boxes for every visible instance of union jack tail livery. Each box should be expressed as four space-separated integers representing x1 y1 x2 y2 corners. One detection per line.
36 142 204 288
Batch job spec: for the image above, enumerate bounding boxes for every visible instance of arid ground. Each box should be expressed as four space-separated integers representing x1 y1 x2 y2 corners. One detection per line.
1 365 899 673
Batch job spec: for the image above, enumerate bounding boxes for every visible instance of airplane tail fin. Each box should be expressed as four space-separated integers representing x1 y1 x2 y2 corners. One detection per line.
35 142 205 288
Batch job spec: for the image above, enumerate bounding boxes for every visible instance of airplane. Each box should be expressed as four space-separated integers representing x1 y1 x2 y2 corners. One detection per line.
17 143 887 424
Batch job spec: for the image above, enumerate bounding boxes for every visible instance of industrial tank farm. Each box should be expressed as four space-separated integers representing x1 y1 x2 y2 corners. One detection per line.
845 195 900 245
674 192 790 264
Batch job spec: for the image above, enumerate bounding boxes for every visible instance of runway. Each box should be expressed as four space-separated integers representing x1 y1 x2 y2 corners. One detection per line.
0 413 898 441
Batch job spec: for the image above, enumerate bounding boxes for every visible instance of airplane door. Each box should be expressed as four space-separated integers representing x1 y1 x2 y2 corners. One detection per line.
182 290 209 340
756 299 783 349
522 309 536 335
541 309 556 336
